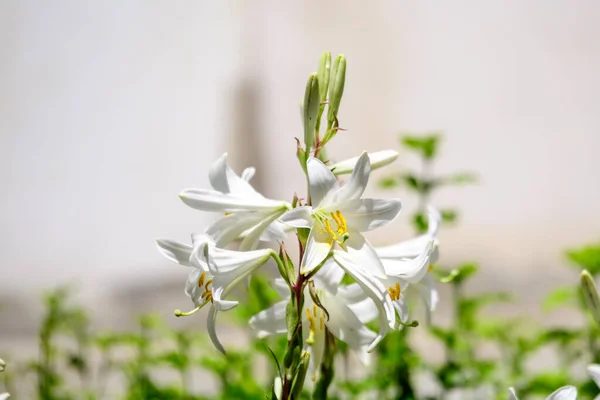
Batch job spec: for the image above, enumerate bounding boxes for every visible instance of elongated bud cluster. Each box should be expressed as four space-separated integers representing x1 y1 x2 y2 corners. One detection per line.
581 270 600 328
317 52 331 102
290 351 310 398
303 73 320 150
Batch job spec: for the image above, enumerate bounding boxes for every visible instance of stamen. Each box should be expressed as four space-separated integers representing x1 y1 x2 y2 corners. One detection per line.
204 279 213 291
174 302 208 317
428 264 434 271
198 271 206 288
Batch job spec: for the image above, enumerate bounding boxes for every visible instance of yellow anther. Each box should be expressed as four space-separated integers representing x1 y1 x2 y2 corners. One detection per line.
224 212 231 216
324 219 337 240
198 272 206 288
204 279 212 291
313 305 318 316
335 210 347 233
428 264 434 271
320 316 324 331
388 282 402 301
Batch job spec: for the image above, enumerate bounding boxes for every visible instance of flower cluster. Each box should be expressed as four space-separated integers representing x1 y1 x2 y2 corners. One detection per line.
156 52 439 396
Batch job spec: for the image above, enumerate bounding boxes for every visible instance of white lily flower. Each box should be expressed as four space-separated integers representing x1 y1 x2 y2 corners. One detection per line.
376 207 441 322
249 262 381 380
508 386 577 400
329 150 399 176
156 234 273 354
178 153 291 250
587 364 600 400
280 151 401 277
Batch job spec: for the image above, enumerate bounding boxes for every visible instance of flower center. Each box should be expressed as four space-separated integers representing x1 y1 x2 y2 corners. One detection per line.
315 209 349 245
198 271 213 303
306 304 326 333
388 282 401 301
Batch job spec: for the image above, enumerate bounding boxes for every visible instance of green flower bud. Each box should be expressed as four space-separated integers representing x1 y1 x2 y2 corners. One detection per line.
291 351 310 399
327 54 346 123
317 52 331 102
303 73 320 149
581 270 600 328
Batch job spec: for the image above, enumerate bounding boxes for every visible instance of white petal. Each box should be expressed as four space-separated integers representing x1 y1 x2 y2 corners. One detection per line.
155 239 192 266
279 206 314 228
333 249 395 351
348 297 379 324
330 150 399 176
337 283 369 303
208 153 261 199
239 209 286 251
417 275 438 324
180 189 287 212
332 198 401 232
185 269 206 305
508 388 519 400
589 364 600 388
376 235 431 259
393 296 409 324
207 305 226 354
249 301 287 339
205 212 271 248
307 157 339 207
0 393 9 400
426 206 442 236
206 247 272 309
272 278 292 298
382 241 435 283
334 151 370 202
322 295 377 350
260 220 291 242
343 234 386 279
545 386 577 400
241 167 256 182
304 321 326 382
313 258 344 294
300 227 332 275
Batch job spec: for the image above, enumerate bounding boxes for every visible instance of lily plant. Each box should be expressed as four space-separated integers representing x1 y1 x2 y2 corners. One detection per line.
156 51 439 399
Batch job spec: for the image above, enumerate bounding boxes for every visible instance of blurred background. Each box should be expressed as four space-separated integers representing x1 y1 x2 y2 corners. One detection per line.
1 1 599 398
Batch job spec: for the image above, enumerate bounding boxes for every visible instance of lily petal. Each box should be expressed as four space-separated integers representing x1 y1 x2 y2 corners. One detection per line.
334 151 371 203
241 167 256 182
205 246 273 309
332 198 401 232
348 297 379 325
249 300 287 339
381 241 435 283
307 157 339 207
508 388 519 400
588 364 600 388
417 275 439 324
239 209 287 251
208 153 261 199
280 206 313 228
330 150 399 176
156 239 193 266
313 258 345 294
343 234 386 279
303 318 326 382
207 305 226 354
545 386 577 400
180 189 287 213
205 212 273 248
0 393 9 400
300 227 333 275
333 249 395 351
322 295 377 350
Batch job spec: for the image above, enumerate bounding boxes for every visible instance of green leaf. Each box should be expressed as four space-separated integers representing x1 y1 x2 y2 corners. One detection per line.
543 285 578 312
567 243 600 274
400 134 441 159
437 172 478 186
440 209 458 224
439 263 479 284
378 176 399 189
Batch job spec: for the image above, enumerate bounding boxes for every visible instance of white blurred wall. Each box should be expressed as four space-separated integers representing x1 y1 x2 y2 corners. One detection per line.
1 1 599 312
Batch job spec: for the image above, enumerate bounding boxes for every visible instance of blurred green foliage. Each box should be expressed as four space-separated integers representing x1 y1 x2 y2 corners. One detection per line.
1 133 599 399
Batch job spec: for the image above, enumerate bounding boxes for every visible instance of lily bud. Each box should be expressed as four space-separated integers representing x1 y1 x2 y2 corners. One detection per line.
330 150 399 176
317 52 331 102
291 351 311 399
581 270 600 328
327 54 346 123
303 73 320 149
